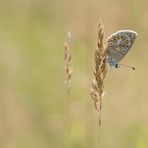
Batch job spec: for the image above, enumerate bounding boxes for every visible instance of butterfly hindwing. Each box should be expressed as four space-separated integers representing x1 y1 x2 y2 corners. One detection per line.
106 30 137 64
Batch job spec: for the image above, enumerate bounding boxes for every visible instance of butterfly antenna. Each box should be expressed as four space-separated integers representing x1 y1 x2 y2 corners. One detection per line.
118 63 135 70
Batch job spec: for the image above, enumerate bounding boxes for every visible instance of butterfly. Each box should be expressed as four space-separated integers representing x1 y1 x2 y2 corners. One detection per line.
106 30 138 70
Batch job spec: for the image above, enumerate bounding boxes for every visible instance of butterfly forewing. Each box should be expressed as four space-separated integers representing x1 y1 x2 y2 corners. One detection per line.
106 30 138 64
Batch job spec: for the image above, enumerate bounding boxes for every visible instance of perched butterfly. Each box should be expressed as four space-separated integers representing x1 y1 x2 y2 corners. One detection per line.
106 30 138 70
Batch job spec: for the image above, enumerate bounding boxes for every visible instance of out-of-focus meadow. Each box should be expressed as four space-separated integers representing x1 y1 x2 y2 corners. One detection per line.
0 0 148 148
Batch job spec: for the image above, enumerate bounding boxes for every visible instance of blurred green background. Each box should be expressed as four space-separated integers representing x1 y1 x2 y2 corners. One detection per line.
0 0 148 148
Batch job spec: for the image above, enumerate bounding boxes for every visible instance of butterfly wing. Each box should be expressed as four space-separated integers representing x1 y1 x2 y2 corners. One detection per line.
106 30 138 64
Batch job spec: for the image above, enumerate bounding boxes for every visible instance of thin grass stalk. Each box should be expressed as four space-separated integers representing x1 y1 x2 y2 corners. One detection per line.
63 32 73 148
90 20 108 143
64 32 73 95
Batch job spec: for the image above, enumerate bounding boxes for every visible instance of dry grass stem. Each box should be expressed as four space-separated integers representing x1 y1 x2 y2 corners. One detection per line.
64 32 73 94
90 20 108 126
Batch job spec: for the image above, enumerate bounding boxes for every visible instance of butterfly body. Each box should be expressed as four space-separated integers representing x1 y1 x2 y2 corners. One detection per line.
106 30 138 68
